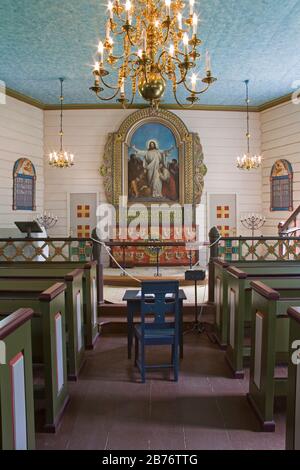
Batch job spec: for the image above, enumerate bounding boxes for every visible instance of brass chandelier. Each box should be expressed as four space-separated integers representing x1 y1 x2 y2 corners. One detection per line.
90 0 217 108
237 80 262 171
49 78 75 168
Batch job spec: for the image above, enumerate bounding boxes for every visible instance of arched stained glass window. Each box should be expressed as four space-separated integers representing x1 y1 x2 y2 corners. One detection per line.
270 159 293 212
13 158 36 211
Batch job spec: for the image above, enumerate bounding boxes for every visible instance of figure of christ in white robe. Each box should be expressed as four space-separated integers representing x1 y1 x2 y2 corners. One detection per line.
131 141 174 198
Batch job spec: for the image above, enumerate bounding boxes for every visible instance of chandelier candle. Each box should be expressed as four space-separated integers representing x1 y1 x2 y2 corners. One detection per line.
90 0 217 108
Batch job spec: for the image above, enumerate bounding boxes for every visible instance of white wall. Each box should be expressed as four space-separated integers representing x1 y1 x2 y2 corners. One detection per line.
261 100 300 235
44 108 261 238
0 95 44 230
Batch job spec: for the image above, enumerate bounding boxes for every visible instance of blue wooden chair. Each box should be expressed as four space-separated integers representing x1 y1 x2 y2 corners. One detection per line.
134 280 180 383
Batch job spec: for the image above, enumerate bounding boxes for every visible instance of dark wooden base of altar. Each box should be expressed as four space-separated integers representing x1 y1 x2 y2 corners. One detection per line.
103 270 206 287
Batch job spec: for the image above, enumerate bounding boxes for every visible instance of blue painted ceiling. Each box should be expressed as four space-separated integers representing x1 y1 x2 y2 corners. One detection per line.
0 0 300 106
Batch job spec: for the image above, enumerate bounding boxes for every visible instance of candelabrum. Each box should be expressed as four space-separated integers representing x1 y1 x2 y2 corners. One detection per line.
36 213 58 231
240 213 266 238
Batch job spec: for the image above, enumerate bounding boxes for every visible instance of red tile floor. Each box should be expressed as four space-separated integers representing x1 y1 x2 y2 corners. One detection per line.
36 331 285 450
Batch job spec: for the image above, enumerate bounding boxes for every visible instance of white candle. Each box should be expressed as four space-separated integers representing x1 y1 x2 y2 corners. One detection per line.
137 49 143 58
98 41 104 64
206 50 211 72
192 13 198 35
183 33 189 55
169 44 175 57
142 29 147 51
125 0 131 21
107 1 113 19
94 61 100 72
177 12 182 29
165 0 171 16
189 0 194 16
120 78 125 94
106 21 110 40
70 154 74 164
191 73 197 92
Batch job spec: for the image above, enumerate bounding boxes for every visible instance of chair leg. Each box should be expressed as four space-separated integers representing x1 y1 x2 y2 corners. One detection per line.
141 342 145 383
134 335 138 367
171 344 175 365
173 342 179 382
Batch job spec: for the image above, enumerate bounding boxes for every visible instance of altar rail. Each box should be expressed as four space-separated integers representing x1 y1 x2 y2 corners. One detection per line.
0 237 93 262
208 227 300 303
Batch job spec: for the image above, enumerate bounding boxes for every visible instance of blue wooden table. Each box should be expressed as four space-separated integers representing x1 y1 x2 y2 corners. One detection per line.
123 289 187 360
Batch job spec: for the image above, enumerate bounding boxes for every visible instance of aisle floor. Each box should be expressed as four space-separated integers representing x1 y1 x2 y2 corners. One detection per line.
37 333 285 450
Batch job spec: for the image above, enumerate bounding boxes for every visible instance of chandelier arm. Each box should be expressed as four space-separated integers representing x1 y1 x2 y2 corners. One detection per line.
172 88 195 109
94 88 121 101
175 68 188 86
182 79 210 95
100 76 120 90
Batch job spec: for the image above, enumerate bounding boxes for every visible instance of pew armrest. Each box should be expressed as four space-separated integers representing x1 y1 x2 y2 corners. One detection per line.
39 282 66 301
64 268 84 281
250 281 280 300
287 306 300 323
213 258 230 269
227 266 248 279
84 260 98 270
0 308 34 339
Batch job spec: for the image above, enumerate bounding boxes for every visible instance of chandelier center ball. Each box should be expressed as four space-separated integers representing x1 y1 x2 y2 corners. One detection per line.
138 76 166 101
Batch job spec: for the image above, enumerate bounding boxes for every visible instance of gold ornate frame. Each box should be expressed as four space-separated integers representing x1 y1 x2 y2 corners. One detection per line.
100 108 207 207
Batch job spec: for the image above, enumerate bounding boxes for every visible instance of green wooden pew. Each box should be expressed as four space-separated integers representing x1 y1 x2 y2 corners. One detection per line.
213 259 300 348
0 308 35 450
286 307 300 450
247 280 300 432
0 273 85 381
0 283 69 433
225 267 300 379
0 261 99 349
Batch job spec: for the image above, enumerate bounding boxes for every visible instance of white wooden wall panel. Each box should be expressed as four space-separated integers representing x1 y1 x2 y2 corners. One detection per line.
0 96 44 228
44 109 261 238
261 101 300 235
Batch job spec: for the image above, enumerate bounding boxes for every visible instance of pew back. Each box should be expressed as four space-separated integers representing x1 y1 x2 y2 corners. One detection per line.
213 258 300 348
0 308 35 449
0 275 85 380
0 283 69 432
248 281 300 431
286 307 300 450
0 261 99 349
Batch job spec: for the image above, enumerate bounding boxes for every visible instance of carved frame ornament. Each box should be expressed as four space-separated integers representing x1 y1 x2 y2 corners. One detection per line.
100 108 207 207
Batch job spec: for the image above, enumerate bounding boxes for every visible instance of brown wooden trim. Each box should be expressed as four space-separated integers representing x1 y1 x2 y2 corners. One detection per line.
259 93 293 112
4 84 292 113
226 266 248 279
279 205 300 233
213 259 230 268
84 260 98 270
287 306 300 323
64 268 84 281
0 308 34 339
39 282 66 301
250 281 280 300
6 87 45 109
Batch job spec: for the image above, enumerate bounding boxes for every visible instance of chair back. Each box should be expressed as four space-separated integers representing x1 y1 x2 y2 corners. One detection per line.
140 280 180 334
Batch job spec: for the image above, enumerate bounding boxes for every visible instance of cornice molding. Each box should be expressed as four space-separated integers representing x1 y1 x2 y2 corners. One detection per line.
6 87 45 109
4 85 293 113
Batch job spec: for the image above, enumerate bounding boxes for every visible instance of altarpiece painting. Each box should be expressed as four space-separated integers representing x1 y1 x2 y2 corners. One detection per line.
100 108 207 266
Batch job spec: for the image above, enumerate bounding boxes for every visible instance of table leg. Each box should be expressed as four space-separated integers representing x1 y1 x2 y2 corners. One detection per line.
180 300 184 359
127 302 139 360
